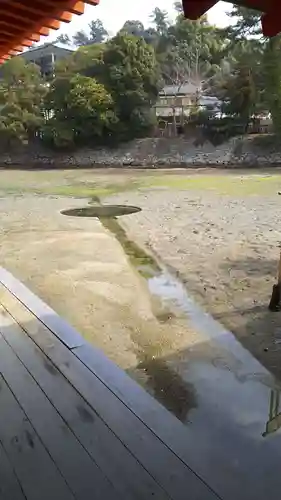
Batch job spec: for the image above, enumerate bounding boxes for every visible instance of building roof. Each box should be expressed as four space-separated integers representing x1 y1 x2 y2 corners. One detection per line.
159 83 200 96
182 0 281 37
22 42 76 55
0 1 98 63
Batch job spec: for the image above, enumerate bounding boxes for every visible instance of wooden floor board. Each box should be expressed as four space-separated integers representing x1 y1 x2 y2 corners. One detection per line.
0 286 219 500
0 267 83 349
0 303 170 500
0 266 207 475
0 325 121 500
0 373 75 500
0 441 27 500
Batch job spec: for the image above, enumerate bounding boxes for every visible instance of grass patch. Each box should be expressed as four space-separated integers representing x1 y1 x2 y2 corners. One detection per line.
0 170 142 198
1 169 281 198
146 174 281 196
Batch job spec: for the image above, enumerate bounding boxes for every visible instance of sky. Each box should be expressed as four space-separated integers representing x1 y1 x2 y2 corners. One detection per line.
47 0 232 42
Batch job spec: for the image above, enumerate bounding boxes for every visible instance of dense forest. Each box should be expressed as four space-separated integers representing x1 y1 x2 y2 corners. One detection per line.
0 3 280 149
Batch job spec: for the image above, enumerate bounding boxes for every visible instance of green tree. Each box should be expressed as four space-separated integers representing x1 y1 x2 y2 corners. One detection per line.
120 21 157 45
55 43 105 76
55 34 71 45
222 6 281 134
44 74 117 147
226 6 262 39
120 20 146 38
73 19 108 46
54 33 161 143
99 33 161 139
89 19 108 43
264 36 281 134
72 30 91 47
0 57 46 147
210 40 265 125
160 14 223 85
150 7 169 37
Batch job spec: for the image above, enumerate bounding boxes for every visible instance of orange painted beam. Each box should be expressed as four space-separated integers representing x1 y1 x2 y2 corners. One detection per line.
0 0 99 61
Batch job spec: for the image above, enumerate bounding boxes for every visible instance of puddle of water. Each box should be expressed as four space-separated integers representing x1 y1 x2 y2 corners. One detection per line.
101 212 281 498
100 216 161 279
61 198 281 498
61 205 141 218
146 265 281 499
62 200 192 420
100 216 197 418
136 356 196 422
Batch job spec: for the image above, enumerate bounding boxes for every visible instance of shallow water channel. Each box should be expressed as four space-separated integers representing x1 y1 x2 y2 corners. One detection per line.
62 200 281 500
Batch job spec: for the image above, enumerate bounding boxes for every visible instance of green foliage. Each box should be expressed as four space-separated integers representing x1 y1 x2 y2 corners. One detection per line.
94 33 161 139
191 110 247 145
53 32 160 143
55 43 105 76
210 40 265 126
72 31 90 47
219 6 281 136
44 74 117 148
0 3 229 151
72 19 108 46
6 1 281 151
120 20 146 38
55 34 71 45
89 20 108 44
226 6 262 39
157 11 224 86
264 36 281 135
150 7 169 37
0 57 46 147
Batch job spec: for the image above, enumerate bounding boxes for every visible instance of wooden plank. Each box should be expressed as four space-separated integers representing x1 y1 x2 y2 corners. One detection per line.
0 373 74 500
73 342 208 478
0 267 83 349
0 266 217 491
0 267 204 465
0 441 26 500
0 305 170 500
0 325 120 500
0 287 220 500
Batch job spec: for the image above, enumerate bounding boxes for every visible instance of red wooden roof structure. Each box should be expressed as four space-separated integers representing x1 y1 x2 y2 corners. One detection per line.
182 0 281 37
0 1 280 63
0 1 99 63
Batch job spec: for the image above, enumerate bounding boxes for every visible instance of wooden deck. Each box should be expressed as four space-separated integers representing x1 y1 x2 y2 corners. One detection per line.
0 267 220 500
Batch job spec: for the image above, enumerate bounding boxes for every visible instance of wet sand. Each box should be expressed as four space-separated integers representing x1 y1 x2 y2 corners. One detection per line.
109 186 281 380
0 194 204 421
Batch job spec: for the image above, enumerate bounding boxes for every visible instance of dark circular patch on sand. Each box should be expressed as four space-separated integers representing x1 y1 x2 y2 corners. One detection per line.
61 205 141 218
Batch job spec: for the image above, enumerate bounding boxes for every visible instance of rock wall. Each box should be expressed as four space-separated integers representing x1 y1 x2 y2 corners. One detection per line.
1 136 281 168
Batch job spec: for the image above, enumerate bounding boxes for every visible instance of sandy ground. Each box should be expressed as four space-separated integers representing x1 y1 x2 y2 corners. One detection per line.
2 169 281 409
109 187 281 380
3 171 281 497
0 194 205 418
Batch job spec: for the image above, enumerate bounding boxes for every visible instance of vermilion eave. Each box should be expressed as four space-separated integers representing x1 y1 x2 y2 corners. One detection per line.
0 1 99 63
0 0 280 63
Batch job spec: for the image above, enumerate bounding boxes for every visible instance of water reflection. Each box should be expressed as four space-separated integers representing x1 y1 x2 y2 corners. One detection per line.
100 216 161 278
136 356 197 422
62 201 194 422
263 390 281 437
61 197 281 498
